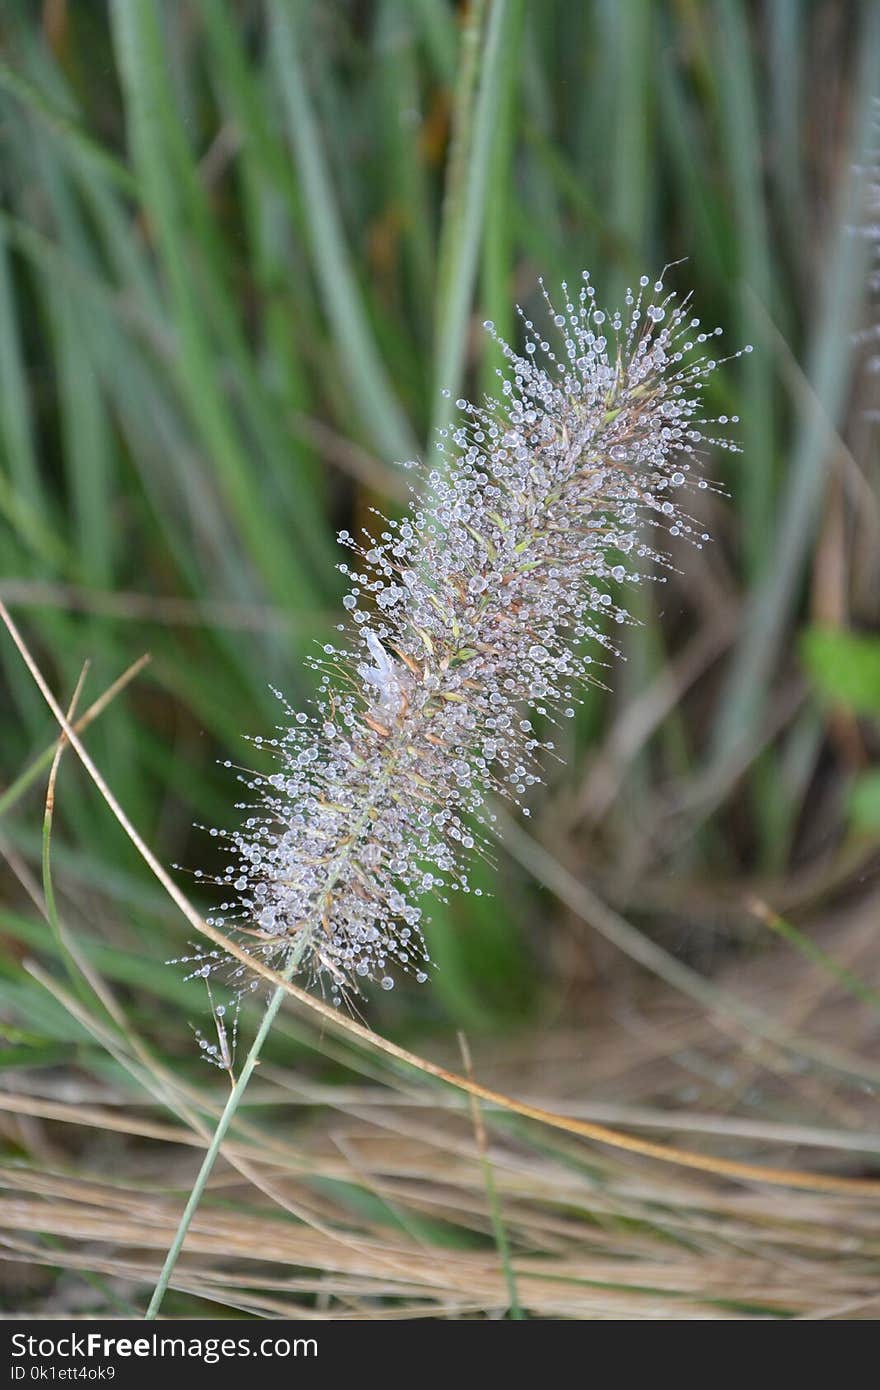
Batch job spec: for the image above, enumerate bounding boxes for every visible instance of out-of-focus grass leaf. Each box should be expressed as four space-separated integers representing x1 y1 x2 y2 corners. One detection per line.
851 771 880 832
801 627 880 716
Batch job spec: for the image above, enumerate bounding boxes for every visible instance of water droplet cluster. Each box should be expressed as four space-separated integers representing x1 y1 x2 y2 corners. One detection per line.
188 271 740 1007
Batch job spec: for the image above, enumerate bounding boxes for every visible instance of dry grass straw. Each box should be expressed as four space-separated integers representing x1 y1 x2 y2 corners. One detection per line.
3 940 880 1319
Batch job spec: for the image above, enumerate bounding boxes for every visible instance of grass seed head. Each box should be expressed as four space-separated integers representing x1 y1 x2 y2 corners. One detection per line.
189 271 744 1008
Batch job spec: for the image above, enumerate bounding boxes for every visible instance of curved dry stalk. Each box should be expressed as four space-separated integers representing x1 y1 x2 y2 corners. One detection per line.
0 651 150 820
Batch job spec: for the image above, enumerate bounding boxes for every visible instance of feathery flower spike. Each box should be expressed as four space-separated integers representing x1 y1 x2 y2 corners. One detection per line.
178 271 747 1012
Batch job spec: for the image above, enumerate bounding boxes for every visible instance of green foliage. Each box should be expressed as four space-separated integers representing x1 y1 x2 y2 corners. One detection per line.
801 627 880 716
801 627 880 832
851 771 880 831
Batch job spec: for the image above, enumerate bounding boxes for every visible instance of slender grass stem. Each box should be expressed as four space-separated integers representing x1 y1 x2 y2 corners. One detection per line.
145 931 310 1319
459 1033 521 1318
431 0 517 439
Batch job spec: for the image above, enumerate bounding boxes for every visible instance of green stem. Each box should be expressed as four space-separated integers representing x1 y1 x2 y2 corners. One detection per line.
146 697 407 1316
431 0 517 441
145 933 308 1319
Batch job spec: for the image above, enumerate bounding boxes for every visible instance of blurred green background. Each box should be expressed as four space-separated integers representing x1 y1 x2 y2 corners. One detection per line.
0 0 879 1057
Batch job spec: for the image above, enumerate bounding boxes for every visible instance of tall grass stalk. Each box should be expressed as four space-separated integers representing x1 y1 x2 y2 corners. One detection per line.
431 0 519 439
142 266 744 1307
145 934 309 1319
